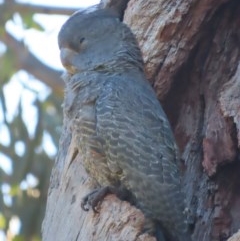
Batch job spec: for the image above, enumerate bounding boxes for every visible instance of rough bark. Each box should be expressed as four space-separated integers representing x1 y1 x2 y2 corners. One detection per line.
228 230 240 241
42 127 154 241
42 0 240 241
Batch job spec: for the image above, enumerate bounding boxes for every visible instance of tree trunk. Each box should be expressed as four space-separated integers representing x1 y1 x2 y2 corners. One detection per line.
42 0 240 240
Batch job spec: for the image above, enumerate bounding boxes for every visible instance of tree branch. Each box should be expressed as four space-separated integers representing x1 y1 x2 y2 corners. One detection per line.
12 2 80 16
1 0 80 16
0 31 64 96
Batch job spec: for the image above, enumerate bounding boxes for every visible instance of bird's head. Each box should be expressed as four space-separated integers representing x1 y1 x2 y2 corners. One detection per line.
58 8 143 75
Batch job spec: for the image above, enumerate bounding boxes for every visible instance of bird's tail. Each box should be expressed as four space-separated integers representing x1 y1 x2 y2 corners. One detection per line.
155 221 192 241
155 224 167 241
178 233 192 241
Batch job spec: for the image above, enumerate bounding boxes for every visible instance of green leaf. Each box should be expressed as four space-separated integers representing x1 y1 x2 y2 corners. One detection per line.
12 235 25 241
22 13 44 31
0 213 6 229
9 184 21 197
0 50 16 82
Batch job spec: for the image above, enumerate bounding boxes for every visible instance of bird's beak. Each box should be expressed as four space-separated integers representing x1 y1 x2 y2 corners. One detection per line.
60 48 79 74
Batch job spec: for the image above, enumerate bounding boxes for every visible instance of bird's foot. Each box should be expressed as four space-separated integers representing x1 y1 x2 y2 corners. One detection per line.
81 186 118 213
81 185 134 213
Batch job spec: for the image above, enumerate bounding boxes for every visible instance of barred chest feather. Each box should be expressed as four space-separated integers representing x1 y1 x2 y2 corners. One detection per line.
63 72 121 187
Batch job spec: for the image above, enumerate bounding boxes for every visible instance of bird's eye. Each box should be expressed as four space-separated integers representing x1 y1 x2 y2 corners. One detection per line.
79 37 85 44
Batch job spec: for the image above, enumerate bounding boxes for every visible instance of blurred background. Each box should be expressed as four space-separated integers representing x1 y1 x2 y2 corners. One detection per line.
0 0 99 240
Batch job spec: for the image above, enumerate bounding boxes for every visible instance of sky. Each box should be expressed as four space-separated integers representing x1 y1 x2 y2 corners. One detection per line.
19 0 99 7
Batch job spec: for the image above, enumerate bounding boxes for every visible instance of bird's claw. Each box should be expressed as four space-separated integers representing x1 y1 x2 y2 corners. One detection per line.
81 186 131 213
81 189 101 213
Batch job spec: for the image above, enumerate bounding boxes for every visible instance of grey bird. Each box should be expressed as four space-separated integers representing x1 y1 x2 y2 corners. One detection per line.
58 7 191 241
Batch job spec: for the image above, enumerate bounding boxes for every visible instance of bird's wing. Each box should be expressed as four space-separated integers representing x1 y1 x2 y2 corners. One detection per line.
95 73 180 187
95 73 186 231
